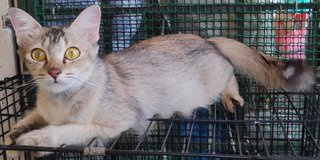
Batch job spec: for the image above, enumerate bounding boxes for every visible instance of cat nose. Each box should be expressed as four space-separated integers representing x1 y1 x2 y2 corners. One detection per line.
48 68 61 79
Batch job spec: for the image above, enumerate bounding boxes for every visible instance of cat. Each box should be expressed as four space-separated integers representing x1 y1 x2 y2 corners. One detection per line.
5 5 314 157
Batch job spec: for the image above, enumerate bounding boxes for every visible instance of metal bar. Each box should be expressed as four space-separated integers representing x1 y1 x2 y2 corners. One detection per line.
269 93 275 156
301 95 309 156
147 118 320 123
109 135 121 150
2 150 7 160
0 76 20 86
238 137 304 141
79 152 83 160
86 137 99 147
304 96 320 114
255 122 270 156
284 94 320 152
15 76 25 124
224 111 236 153
270 102 298 156
101 149 318 159
25 152 32 160
0 99 26 113
185 110 197 153
8 76 20 132
234 110 243 155
135 121 154 151
211 104 217 154
240 92 319 95
0 145 83 152
0 79 9 143
160 120 173 152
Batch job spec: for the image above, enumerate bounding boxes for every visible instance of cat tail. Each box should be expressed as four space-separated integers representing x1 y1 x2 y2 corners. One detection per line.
207 37 315 92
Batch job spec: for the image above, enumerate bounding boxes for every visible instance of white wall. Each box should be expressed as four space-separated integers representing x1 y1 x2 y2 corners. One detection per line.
0 0 17 80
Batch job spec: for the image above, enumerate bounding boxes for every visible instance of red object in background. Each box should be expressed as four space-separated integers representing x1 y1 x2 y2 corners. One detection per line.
275 13 308 59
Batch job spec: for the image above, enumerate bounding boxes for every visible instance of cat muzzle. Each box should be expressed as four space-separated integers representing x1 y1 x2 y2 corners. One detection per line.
48 67 61 81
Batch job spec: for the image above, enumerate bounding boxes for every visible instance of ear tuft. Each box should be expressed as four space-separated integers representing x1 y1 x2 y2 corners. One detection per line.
8 8 42 47
69 5 101 44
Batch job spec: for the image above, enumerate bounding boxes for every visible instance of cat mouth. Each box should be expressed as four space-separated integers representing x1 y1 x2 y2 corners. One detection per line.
52 78 59 84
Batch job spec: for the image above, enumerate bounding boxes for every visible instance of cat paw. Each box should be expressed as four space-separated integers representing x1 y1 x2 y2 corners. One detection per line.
4 126 30 159
222 94 244 113
4 134 14 145
4 125 30 145
3 134 21 159
16 130 54 157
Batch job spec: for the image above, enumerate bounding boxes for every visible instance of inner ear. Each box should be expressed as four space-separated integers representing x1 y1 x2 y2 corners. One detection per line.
8 8 42 47
68 5 101 44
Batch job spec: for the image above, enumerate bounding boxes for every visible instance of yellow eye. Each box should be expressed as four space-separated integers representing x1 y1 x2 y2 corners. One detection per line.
31 48 46 62
65 47 80 61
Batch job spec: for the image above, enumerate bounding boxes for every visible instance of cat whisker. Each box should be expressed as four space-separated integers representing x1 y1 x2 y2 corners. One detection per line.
6 77 43 91
65 76 97 88
79 82 98 93
11 82 36 91
66 76 98 93
24 77 43 84
25 85 38 94
24 84 34 91
23 79 35 83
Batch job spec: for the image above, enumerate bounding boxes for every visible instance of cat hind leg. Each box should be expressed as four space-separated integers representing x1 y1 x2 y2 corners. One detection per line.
221 75 244 113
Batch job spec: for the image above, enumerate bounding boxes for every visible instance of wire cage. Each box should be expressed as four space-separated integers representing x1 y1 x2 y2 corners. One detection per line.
0 0 320 159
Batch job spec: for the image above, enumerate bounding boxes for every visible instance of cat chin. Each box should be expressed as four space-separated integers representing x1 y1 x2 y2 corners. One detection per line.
39 85 72 94
38 82 81 94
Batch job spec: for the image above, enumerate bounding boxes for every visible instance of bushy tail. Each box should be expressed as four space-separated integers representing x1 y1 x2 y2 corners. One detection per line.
207 37 315 92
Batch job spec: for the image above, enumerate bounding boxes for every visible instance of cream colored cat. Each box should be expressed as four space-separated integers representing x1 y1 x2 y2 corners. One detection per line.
5 5 314 157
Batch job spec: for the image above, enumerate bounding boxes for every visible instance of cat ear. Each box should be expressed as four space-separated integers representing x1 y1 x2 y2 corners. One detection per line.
69 5 101 44
8 8 42 47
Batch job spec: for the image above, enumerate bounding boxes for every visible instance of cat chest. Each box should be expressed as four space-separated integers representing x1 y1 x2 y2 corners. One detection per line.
37 97 92 125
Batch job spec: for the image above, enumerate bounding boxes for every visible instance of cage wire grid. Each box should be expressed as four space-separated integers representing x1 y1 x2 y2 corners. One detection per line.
33 0 320 62
0 0 319 159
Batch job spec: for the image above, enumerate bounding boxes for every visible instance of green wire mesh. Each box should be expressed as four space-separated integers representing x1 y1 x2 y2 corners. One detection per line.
34 0 320 64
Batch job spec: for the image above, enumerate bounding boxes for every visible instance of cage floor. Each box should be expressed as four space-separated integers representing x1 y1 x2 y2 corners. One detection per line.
0 75 319 160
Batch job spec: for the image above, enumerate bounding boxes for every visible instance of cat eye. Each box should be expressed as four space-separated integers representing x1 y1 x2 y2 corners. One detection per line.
31 48 46 62
65 47 80 61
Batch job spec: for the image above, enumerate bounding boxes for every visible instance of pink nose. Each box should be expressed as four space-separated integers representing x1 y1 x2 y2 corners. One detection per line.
48 68 61 79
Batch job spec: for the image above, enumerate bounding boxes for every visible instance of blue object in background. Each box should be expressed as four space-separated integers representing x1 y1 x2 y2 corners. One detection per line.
109 0 142 51
43 0 97 26
177 107 233 160
185 108 210 160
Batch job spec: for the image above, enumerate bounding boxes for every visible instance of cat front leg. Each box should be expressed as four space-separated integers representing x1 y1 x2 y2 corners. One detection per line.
4 109 47 158
15 123 130 157
5 110 47 144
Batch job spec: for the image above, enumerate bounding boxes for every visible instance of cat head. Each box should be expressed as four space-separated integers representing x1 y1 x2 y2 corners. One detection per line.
8 5 101 93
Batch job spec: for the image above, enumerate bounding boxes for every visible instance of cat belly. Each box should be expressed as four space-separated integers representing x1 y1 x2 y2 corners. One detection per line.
135 59 233 119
